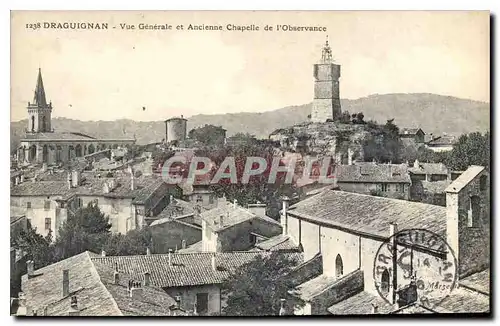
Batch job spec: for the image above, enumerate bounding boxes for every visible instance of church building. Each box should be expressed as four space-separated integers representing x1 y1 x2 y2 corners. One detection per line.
16 69 135 165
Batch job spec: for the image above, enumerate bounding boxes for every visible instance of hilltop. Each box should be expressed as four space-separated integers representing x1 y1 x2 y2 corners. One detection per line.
10 93 489 152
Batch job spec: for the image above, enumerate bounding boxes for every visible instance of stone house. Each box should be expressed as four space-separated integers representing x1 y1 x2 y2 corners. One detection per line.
399 128 425 147
280 165 489 315
336 163 412 200
425 135 457 152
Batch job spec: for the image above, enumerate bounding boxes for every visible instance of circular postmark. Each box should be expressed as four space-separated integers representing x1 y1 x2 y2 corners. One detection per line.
373 228 458 310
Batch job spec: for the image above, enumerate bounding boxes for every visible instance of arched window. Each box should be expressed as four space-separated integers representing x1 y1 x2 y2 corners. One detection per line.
75 144 82 157
56 146 62 162
380 268 390 295
31 116 35 131
29 145 37 162
335 254 343 278
88 144 95 154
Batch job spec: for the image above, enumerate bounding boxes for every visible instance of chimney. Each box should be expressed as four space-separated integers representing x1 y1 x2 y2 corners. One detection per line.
233 199 237 209
219 215 224 226
129 282 143 300
279 298 286 316
181 239 186 249
14 176 19 186
71 170 80 187
101 250 106 257
68 296 79 316
20 174 24 183
413 159 419 169
67 173 72 189
211 253 216 271
62 269 70 298
42 163 47 172
27 260 34 278
144 272 151 286
281 197 290 235
103 182 110 194
146 247 151 256
43 305 48 316
168 249 172 266
371 303 378 314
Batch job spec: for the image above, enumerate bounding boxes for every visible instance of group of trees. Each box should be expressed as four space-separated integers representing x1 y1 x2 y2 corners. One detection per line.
188 125 226 147
11 203 153 271
363 118 402 163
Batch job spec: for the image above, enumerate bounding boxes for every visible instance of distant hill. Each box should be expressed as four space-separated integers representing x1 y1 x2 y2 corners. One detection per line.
10 93 489 152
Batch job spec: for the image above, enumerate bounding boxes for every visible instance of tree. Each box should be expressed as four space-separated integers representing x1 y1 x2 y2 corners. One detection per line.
220 252 304 316
52 203 111 261
102 227 153 256
188 125 226 147
11 223 53 269
446 132 490 171
152 149 175 171
362 119 402 163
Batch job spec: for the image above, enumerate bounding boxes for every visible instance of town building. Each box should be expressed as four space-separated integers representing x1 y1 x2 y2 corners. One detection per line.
201 200 283 252
19 251 187 316
399 128 425 147
279 165 489 314
336 163 412 200
10 168 176 238
16 69 135 166
425 135 457 152
311 37 342 122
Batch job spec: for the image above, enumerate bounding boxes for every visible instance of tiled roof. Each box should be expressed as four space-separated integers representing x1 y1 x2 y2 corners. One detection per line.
10 215 25 225
289 190 447 239
292 274 337 301
20 251 180 316
437 286 490 313
336 164 411 183
90 251 303 288
400 128 424 136
445 166 485 193
391 303 436 314
254 235 300 252
11 175 166 203
156 198 196 220
427 135 457 146
460 268 490 295
409 162 449 175
328 291 394 315
421 180 452 194
200 201 280 232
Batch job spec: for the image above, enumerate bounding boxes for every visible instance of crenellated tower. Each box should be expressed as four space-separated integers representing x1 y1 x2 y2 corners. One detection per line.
311 36 342 122
27 68 53 133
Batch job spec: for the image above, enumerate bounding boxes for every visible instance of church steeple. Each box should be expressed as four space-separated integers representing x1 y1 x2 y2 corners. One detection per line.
320 35 333 64
27 68 52 133
33 68 48 108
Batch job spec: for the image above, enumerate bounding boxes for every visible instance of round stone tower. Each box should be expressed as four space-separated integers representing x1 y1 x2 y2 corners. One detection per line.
165 116 187 144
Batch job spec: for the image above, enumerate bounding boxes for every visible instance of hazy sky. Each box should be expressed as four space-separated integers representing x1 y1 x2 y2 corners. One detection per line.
11 11 489 122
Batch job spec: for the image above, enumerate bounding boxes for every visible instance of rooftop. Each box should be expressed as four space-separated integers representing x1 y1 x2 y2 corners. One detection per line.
253 234 300 252
437 286 490 313
409 162 449 175
426 135 457 146
201 201 280 233
21 131 135 142
421 180 452 194
90 251 303 288
328 291 394 315
445 165 486 193
21 251 179 316
336 164 411 184
459 268 490 295
288 189 447 239
399 128 424 136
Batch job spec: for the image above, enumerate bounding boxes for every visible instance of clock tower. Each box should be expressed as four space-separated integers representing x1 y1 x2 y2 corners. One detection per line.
311 37 341 122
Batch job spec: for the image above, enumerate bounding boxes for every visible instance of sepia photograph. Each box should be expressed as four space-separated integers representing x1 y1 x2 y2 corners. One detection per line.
9 10 490 317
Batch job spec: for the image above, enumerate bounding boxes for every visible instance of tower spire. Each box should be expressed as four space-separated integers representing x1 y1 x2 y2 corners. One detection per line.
321 35 333 64
33 68 48 107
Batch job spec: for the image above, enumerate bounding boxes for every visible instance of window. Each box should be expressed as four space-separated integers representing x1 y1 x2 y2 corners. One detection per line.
380 268 390 295
196 293 209 315
196 195 203 203
44 200 51 210
381 184 388 192
480 175 487 191
395 184 400 192
249 234 257 245
26 202 32 209
45 218 51 231
468 196 481 228
335 254 343 278
209 195 214 205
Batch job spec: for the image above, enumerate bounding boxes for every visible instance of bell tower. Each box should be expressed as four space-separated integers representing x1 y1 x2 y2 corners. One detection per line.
27 68 53 133
311 36 342 122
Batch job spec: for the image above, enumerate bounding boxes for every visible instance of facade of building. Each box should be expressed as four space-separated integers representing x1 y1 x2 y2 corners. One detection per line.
10 170 175 238
279 165 489 315
425 135 457 152
311 37 342 122
16 69 135 165
336 163 412 200
399 128 425 147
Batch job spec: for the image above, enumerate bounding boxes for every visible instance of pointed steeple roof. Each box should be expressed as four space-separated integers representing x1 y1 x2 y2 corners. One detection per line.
32 68 48 107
